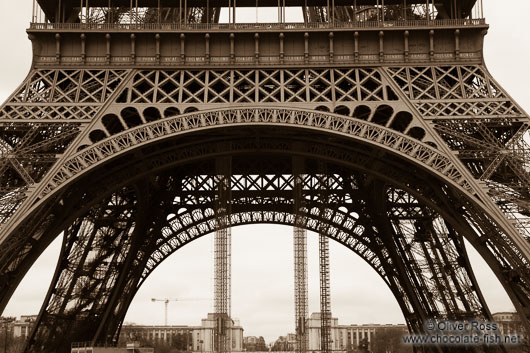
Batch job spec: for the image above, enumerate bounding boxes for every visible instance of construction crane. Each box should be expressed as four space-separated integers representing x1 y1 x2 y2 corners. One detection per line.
151 298 178 326
151 297 209 326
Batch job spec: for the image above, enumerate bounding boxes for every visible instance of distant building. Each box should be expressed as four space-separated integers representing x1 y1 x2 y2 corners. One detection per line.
120 314 244 352
492 312 526 340
244 336 267 351
307 312 408 351
307 312 341 350
194 314 244 352
0 317 15 339
271 333 297 351
275 313 408 352
13 315 37 339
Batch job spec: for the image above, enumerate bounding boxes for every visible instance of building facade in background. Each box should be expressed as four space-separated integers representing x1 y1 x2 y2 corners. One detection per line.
13 315 37 339
243 336 267 351
492 312 527 341
307 313 408 352
271 333 297 351
274 313 408 352
120 314 244 352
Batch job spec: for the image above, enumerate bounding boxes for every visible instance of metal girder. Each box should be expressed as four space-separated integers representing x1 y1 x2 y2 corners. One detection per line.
26 188 139 351
318 161 332 353
293 156 308 353
386 64 530 259
214 156 232 353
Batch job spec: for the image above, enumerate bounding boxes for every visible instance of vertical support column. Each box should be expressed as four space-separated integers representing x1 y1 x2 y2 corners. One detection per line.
279 33 285 64
206 33 211 63
80 33 86 64
429 30 435 62
328 32 334 63
379 31 384 63
55 33 61 63
230 33 235 64
155 33 161 64
304 32 309 64
454 29 460 61
293 156 308 353
404 31 409 63
130 33 136 64
105 33 111 64
180 33 186 64
318 161 332 353
254 33 260 63
354 32 359 63
214 155 232 353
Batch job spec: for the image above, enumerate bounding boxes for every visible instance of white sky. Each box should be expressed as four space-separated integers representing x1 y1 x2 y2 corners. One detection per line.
1 0 530 344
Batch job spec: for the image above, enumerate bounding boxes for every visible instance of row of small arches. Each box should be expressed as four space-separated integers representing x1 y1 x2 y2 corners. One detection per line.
87 106 199 145
316 104 426 141
85 104 426 148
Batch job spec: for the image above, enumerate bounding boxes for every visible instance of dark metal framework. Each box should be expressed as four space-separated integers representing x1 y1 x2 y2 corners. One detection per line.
0 1 529 352
214 156 232 353
293 156 308 353
318 162 332 353
34 0 482 25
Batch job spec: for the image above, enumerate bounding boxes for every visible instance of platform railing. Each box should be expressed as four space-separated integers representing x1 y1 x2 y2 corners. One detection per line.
28 18 486 31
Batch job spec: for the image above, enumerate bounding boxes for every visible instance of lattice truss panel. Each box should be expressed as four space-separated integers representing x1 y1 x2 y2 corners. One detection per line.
385 188 484 319
0 69 129 226
143 166 379 284
115 68 396 105
386 65 530 240
2 69 128 121
31 189 138 349
71 67 437 155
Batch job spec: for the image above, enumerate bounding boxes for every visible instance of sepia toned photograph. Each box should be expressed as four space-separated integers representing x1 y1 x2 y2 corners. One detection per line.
0 1 529 353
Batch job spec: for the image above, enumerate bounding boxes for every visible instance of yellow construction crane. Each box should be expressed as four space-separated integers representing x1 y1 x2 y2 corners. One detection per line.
151 297 210 326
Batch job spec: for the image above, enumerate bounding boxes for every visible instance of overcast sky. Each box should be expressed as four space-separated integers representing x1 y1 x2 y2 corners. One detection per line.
1 0 530 344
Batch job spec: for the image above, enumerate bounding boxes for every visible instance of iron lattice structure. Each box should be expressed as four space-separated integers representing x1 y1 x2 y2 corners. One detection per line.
293 157 308 353
319 233 332 353
214 156 232 353
293 227 308 353
0 1 529 352
318 163 332 353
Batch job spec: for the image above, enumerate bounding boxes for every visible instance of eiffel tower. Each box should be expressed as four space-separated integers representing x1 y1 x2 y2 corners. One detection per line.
1 1 529 352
